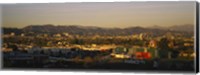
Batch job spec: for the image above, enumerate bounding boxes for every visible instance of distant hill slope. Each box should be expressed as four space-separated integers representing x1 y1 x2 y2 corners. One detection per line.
2 24 194 36
148 24 194 32
168 24 194 32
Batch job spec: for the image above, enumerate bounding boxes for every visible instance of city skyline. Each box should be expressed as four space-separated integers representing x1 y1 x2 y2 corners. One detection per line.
2 2 196 71
2 2 195 28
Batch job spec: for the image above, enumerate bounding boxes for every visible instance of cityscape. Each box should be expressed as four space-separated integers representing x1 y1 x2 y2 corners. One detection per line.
1 2 196 72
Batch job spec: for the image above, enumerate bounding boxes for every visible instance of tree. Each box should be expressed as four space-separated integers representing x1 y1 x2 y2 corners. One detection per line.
158 38 171 59
158 38 170 50
8 44 19 52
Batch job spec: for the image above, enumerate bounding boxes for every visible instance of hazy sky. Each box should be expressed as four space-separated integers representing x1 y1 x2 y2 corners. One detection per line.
2 2 195 28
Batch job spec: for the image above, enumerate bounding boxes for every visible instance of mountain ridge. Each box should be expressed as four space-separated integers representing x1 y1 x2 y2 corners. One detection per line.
3 24 194 36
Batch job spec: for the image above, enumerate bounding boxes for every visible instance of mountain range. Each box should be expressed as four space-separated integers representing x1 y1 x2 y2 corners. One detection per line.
3 24 194 36
148 24 194 32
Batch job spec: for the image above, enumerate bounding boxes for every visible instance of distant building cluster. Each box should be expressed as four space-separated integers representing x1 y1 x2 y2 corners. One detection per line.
2 31 195 70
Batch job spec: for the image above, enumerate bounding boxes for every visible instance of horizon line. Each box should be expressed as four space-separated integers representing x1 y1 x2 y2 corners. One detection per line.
2 24 194 29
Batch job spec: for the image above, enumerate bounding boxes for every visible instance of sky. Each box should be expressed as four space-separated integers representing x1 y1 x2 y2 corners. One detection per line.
2 2 196 28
